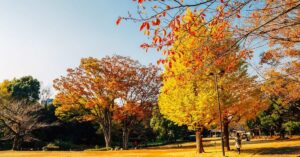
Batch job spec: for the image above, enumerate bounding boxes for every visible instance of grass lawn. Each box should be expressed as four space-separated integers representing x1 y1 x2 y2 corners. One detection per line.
0 137 299 157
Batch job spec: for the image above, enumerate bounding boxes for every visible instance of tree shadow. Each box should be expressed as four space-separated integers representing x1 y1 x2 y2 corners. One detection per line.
242 146 300 155
243 138 300 145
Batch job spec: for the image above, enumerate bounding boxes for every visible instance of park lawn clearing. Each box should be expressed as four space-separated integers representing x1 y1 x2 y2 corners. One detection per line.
0 137 299 157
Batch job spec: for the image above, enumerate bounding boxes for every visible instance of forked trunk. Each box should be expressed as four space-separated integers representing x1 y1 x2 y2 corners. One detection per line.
103 129 111 148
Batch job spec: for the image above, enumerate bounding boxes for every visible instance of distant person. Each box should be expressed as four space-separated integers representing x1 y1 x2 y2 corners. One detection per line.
235 133 242 154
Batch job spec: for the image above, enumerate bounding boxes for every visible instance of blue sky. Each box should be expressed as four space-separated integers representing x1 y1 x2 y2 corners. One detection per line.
0 0 161 88
0 0 266 93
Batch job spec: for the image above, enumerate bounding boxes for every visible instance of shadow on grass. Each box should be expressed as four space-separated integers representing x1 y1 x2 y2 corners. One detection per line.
243 138 300 145
241 146 300 155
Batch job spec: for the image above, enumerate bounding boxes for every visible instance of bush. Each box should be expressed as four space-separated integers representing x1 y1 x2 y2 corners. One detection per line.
284 121 300 135
42 143 59 151
42 140 87 151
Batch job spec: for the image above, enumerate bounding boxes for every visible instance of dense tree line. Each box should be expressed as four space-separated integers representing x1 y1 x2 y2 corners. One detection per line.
0 54 299 152
0 56 188 150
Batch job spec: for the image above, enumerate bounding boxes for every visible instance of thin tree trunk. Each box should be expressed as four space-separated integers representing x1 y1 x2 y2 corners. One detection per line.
12 135 20 150
123 129 130 150
122 123 130 150
195 129 205 153
280 129 285 139
258 128 262 137
223 121 230 151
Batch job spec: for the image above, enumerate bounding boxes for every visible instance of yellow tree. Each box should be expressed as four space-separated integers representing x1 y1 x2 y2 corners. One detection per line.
158 9 267 153
159 68 216 153
0 80 11 100
158 9 237 153
53 55 143 147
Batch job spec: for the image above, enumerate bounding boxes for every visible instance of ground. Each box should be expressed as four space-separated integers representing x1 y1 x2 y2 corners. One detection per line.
0 137 299 157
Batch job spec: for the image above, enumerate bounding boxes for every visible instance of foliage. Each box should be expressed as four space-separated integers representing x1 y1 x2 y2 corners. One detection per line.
112 63 161 149
120 0 299 67
54 55 161 148
248 100 300 137
0 80 11 100
150 106 188 142
8 76 40 102
283 121 300 135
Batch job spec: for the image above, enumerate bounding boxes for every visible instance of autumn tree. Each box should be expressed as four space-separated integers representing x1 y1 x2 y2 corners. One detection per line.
53 55 160 148
113 64 161 149
153 7 268 153
0 80 11 100
118 0 299 61
119 1 299 112
218 63 267 150
159 57 216 153
157 11 232 153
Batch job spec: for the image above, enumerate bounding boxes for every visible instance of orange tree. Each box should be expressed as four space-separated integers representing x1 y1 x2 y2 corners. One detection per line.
113 64 161 149
219 63 267 150
53 55 160 147
254 1 300 130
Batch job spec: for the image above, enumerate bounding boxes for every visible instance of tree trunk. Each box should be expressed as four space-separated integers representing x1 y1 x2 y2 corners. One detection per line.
122 127 130 150
101 108 112 148
12 135 20 150
195 129 205 153
258 128 262 137
280 129 285 139
223 121 230 151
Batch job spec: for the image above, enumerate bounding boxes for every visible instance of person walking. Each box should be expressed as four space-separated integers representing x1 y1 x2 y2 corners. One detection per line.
235 133 242 154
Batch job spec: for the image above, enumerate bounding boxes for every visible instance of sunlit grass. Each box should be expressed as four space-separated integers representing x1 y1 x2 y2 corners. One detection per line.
0 137 299 157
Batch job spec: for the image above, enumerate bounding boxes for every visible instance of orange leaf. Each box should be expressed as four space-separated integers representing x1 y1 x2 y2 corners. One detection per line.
152 18 160 26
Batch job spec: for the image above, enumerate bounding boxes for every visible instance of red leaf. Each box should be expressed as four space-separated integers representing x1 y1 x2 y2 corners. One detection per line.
152 18 160 26
140 22 150 31
116 17 122 25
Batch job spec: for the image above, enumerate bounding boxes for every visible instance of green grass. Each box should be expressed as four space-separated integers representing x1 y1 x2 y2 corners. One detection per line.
0 137 299 157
